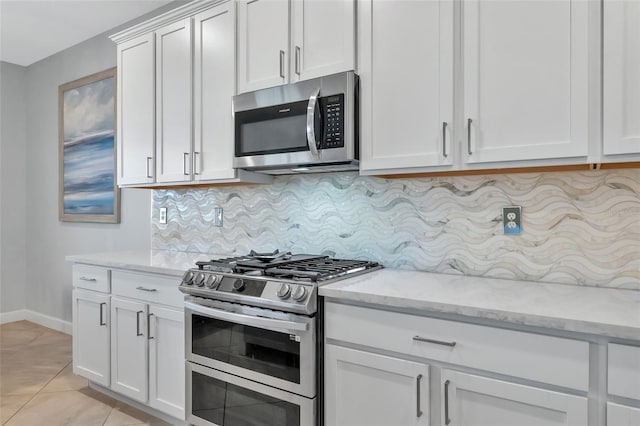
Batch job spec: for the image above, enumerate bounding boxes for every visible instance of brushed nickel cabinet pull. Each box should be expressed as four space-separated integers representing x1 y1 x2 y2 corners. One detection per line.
416 374 423 418
183 152 189 176
146 157 153 178
295 46 301 75
148 313 154 340
79 276 97 282
136 310 144 336
467 118 473 155
445 379 451 425
99 303 106 326
136 286 158 292
279 50 285 79
413 335 457 347
193 151 200 175
442 122 448 158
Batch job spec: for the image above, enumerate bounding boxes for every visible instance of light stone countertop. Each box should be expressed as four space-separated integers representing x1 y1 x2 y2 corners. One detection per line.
66 250 230 277
67 251 640 340
319 269 640 341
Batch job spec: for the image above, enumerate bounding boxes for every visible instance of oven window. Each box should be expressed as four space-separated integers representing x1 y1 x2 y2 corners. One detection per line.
192 314 301 383
192 372 301 426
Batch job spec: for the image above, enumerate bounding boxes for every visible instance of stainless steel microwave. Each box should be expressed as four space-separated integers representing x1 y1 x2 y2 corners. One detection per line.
233 71 359 175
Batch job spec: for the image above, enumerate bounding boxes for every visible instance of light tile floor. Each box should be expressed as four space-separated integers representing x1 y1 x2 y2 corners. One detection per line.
0 321 171 425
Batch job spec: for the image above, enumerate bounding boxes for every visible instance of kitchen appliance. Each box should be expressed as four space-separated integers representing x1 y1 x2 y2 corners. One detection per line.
180 250 381 426
233 71 359 175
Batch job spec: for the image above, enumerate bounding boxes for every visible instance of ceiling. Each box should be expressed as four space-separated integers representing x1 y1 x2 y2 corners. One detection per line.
0 0 175 66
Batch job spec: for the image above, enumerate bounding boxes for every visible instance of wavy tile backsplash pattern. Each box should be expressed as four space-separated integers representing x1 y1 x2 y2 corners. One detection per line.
152 170 640 290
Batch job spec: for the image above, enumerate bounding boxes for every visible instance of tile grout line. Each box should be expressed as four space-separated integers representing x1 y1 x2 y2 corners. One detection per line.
2 359 70 425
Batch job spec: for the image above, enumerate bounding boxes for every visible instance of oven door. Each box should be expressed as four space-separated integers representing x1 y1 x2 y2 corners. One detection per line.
187 362 315 426
185 300 316 398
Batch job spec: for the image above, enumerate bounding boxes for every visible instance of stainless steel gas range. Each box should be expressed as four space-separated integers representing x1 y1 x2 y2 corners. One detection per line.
179 250 381 426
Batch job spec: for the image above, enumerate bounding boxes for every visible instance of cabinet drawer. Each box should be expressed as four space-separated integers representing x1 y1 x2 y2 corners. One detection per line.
608 343 640 400
325 302 589 391
72 264 110 293
111 270 183 308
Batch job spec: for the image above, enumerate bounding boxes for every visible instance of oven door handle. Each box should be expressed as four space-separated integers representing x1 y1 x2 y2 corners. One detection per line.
306 88 320 159
185 301 309 332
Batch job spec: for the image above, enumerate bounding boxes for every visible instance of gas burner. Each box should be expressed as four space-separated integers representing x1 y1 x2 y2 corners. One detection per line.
180 252 382 314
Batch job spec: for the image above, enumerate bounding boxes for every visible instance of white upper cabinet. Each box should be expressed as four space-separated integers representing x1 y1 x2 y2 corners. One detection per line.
155 18 193 183
193 2 237 181
237 0 290 93
290 0 355 82
359 0 454 172
237 0 356 93
117 33 155 185
603 0 640 157
463 0 589 164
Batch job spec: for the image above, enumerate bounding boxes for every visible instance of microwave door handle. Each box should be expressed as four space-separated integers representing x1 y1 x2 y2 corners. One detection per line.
306 88 320 159
184 301 309 332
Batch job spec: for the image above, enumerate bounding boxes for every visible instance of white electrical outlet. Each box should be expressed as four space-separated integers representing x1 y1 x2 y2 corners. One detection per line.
159 207 168 224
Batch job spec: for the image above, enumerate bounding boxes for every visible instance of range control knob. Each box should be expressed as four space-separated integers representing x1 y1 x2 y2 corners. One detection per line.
292 286 307 302
232 279 245 292
182 271 195 285
276 284 291 299
205 274 217 288
194 273 205 287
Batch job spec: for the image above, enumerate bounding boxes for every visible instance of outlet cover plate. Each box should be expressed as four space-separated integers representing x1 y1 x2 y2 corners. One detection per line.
503 206 522 235
159 207 167 225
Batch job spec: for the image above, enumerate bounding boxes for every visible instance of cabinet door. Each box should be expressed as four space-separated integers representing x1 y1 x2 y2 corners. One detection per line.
359 0 454 172
72 290 110 386
290 0 355 82
440 370 587 426
148 305 185 420
607 402 640 426
110 297 148 403
117 33 155 185
463 0 589 164
193 2 237 181
603 0 640 156
325 345 429 426
155 18 193 183
237 0 289 93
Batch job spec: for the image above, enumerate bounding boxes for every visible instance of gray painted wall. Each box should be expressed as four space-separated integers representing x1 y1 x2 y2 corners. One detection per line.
24 34 151 322
0 61 27 313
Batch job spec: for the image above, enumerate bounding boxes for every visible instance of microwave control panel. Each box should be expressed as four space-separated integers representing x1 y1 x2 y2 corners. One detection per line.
322 94 344 148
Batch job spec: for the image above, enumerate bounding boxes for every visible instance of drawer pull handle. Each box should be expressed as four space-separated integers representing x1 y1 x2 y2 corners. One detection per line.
416 374 423 418
79 276 97 282
136 286 158 292
444 379 451 425
136 310 144 336
442 121 448 158
413 335 457 347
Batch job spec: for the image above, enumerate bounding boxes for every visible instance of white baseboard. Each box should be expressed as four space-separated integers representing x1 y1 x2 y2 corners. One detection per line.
0 309 72 335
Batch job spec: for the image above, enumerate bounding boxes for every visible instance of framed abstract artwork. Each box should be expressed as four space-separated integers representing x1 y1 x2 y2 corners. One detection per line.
59 67 120 223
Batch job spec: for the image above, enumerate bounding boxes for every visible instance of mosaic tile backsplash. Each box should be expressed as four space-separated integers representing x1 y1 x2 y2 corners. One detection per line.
152 169 640 290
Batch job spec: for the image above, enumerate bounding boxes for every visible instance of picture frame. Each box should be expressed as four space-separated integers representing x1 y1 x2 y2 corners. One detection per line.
59 67 120 223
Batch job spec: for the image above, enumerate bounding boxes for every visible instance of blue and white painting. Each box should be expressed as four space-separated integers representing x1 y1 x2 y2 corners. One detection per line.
61 71 118 221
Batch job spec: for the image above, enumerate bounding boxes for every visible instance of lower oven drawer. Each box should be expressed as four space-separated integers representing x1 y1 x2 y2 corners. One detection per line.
187 362 316 426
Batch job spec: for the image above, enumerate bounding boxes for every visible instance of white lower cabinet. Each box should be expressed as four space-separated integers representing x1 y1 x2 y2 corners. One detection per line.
148 304 185 420
324 301 590 426
72 290 110 386
110 296 185 418
111 297 149 402
607 402 640 426
72 264 185 422
325 345 429 426
440 370 587 426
